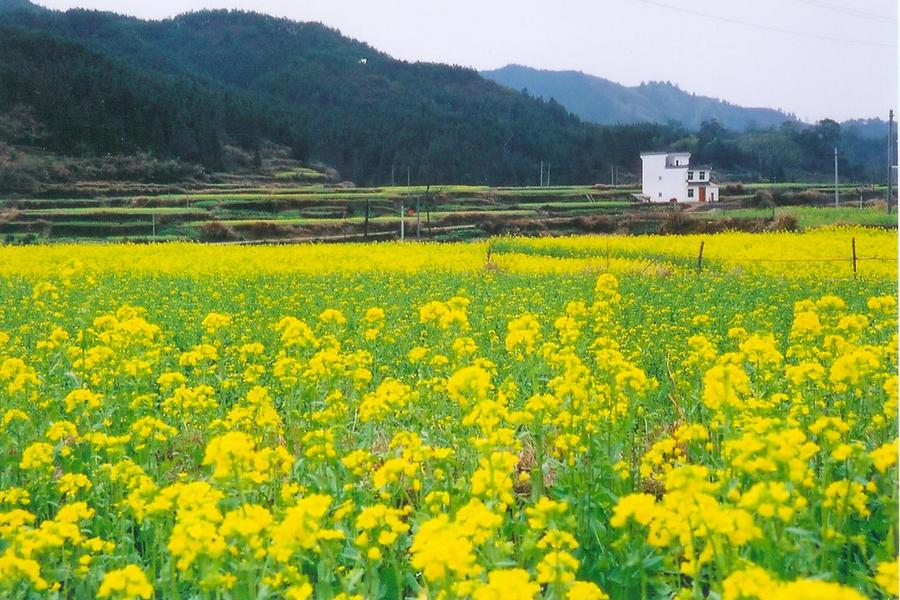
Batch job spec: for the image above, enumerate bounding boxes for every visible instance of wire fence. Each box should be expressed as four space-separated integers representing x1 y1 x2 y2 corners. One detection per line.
689 237 893 275
490 237 896 277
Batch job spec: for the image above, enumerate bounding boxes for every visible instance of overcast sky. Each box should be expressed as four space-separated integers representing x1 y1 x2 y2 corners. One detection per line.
36 0 898 122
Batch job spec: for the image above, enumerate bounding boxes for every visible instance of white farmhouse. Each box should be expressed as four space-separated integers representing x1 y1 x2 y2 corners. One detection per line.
638 152 719 203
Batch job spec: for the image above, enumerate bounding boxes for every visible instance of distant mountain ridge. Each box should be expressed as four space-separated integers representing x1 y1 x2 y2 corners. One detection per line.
0 0 891 185
1 1 670 184
481 64 797 131
0 0 41 12
842 118 892 140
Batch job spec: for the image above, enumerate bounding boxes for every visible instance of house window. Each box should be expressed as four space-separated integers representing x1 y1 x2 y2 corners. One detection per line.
688 171 694 180
675 159 679 165
658 192 662 198
699 171 706 180
658 176 662 181
710 192 715 201
687 188 694 198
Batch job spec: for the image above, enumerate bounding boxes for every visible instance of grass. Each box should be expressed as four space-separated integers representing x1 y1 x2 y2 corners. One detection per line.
16 207 204 216
3 184 895 244
740 182 887 190
698 206 897 227
182 209 541 228
517 201 632 209
273 168 328 180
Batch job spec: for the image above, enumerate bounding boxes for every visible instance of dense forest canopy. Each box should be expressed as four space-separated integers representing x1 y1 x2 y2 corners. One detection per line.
0 28 307 169
0 1 894 185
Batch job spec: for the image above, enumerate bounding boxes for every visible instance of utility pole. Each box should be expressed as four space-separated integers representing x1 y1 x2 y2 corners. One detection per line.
415 195 421 240
364 199 370 241
833 147 839 207
546 164 551 187
391 164 395 187
401 166 409 241
540 160 544 187
888 109 894 214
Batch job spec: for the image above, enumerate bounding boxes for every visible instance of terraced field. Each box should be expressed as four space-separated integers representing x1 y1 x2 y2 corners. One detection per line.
0 181 893 243
0 185 640 242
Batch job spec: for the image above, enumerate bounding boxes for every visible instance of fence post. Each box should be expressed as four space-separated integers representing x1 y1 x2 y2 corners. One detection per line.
697 241 705 274
364 200 370 242
851 237 857 275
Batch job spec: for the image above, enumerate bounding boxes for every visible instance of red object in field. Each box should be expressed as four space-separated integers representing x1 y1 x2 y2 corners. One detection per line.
407 208 415 216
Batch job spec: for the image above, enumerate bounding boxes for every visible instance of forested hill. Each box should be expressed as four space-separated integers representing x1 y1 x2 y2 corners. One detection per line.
1 2 671 184
481 64 795 131
0 27 306 169
0 1 892 184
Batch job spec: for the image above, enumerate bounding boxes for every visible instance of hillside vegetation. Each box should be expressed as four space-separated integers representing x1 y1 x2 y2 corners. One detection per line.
482 64 794 131
0 1 894 187
0 27 305 169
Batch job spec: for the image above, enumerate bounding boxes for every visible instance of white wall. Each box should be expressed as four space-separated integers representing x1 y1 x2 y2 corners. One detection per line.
687 168 711 183
687 182 720 202
642 154 687 202
666 153 691 168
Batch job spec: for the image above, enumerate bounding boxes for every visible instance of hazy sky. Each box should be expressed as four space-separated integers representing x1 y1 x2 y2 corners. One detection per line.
36 0 898 121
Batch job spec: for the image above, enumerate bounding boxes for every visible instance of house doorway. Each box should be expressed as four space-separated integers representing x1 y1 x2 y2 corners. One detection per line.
698 187 706 203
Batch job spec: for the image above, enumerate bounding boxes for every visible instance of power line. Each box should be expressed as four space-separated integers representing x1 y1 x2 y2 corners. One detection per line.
631 0 897 47
789 0 896 25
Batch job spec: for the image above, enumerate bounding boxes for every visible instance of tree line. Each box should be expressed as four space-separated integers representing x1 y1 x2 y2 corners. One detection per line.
0 6 892 185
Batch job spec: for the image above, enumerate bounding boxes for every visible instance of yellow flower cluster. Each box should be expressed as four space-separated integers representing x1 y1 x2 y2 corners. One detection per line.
0 230 894 598
97 565 153 600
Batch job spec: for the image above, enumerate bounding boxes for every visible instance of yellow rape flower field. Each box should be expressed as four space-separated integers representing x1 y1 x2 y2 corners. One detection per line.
0 226 896 599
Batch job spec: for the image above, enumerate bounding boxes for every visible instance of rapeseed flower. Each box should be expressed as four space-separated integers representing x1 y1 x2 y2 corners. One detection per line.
472 568 539 600
0 231 894 597
409 514 480 582
97 565 153 599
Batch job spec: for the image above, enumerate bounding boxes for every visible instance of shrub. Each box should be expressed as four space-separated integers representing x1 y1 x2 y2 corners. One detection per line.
769 213 800 232
660 207 691 234
199 221 236 242
721 182 745 196
750 190 774 209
